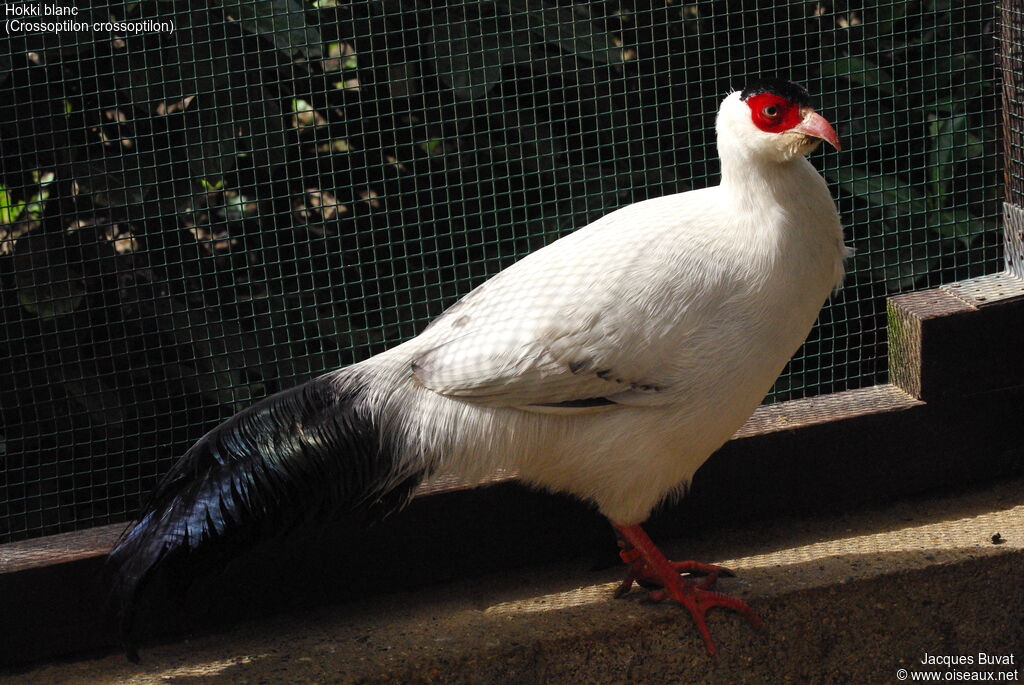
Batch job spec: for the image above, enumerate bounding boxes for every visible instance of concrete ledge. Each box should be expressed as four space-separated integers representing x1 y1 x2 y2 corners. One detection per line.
5 477 1022 684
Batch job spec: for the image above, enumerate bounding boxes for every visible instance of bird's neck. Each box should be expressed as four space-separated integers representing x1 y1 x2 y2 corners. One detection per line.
718 148 823 213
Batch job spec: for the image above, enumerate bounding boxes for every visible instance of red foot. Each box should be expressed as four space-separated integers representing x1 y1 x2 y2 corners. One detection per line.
612 523 762 655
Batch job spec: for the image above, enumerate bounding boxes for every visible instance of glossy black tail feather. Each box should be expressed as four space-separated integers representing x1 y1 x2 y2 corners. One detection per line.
105 372 426 660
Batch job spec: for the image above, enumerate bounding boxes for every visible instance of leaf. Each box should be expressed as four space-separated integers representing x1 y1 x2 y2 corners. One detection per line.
844 213 936 293
818 57 896 95
505 0 624 67
230 0 323 61
103 15 238 205
828 167 928 219
829 167 998 249
185 91 240 183
239 88 288 169
0 184 26 225
71 155 156 209
881 243 942 293
928 114 968 199
148 297 264 412
12 232 87 319
0 172 51 225
421 138 444 155
927 206 998 247
430 17 509 100
872 1 910 34
15 265 86 319
923 53 988 102
118 11 239 109
59 362 127 433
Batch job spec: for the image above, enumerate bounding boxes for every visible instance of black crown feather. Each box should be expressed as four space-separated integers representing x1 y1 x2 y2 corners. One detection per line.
740 78 812 108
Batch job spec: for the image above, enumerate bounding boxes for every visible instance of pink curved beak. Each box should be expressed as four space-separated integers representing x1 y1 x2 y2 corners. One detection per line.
795 110 841 151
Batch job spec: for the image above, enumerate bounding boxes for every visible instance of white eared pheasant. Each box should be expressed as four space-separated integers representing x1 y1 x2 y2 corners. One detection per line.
107 77 847 658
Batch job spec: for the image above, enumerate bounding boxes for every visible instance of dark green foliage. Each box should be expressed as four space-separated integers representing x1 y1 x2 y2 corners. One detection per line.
0 0 1003 541
821 0 1000 293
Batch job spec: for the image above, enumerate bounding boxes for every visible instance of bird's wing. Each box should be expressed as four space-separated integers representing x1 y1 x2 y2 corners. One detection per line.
411 191 731 410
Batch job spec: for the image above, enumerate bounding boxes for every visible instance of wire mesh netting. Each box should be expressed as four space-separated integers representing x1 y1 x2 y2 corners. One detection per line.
0 1 1004 542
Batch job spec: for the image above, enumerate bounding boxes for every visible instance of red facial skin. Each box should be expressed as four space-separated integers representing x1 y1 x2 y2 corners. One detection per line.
745 92 804 133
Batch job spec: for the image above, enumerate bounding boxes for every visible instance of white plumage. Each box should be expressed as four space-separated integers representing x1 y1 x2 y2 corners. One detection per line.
345 87 846 524
108 79 847 658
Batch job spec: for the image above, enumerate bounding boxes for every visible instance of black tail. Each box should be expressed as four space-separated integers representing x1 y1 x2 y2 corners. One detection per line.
106 372 427 661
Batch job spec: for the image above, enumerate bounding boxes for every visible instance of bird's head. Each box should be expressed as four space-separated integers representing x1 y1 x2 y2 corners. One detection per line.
717 78 840 163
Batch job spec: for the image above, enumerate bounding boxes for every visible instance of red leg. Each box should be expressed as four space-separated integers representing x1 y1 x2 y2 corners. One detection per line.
612 522 762 655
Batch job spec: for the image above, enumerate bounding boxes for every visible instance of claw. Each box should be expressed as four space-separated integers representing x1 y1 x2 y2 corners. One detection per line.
613 583 632 599
666 561 735 590
670 561 736 578
612 522 761 654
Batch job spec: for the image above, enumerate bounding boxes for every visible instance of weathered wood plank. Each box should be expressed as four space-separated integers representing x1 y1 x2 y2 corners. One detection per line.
888 273 1024 401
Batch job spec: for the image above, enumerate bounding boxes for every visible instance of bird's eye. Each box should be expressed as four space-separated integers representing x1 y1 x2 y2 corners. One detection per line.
763 105 779 118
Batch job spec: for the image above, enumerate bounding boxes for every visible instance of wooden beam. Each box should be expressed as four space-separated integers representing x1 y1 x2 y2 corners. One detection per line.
1001 2 1024 277
888 272 1024 401
1001 0 1024 209
1007 203 1024 279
